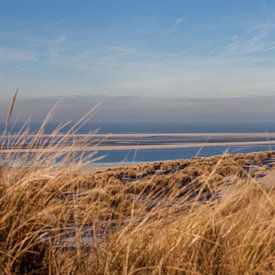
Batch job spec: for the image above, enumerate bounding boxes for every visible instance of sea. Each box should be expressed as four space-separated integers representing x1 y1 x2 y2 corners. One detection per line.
1 122 275 164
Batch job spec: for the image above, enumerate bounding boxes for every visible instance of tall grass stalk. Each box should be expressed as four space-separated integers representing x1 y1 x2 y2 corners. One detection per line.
0 92 274 274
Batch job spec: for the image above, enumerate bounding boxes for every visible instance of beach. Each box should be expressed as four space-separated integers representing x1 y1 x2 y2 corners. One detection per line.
1 132 275 152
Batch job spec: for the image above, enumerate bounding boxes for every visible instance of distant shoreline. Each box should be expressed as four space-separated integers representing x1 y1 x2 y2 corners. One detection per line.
2 132 275 138
0 139 274 153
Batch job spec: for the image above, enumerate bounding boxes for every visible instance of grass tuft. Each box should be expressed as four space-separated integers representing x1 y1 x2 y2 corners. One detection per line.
0 93 274 274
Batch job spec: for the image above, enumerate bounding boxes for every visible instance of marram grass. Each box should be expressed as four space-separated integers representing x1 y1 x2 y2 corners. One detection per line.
0 92 274 274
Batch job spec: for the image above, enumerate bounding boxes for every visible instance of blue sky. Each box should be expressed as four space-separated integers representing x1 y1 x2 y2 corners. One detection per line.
1 0 275 99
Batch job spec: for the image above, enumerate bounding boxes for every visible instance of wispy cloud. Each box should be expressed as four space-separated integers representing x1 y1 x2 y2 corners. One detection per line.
45 19 67 28
161 16 184 35
0 32 68 63
2 16 275 100
18 67 27 73
226 22 275 54
0 47 39 62
175 16 184 27
29 34 67 45
29 33 68 61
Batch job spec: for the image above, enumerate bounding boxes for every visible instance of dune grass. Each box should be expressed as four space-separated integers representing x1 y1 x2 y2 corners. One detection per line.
0 93 274 274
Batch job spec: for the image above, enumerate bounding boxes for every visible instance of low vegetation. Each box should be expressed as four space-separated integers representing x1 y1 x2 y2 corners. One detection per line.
0 148 274 274
0 93 274 274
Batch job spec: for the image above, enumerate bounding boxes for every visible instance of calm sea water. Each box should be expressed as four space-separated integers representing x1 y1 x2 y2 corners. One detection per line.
1 122 275 164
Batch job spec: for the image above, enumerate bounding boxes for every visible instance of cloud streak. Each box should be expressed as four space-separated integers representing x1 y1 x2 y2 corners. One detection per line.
175 16 184 27
0 48 39 62
226 22 275 54
2 16 275 99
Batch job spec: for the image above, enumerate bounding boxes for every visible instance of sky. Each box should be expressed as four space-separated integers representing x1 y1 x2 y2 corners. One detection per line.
1 0 275 122
1 95 275 123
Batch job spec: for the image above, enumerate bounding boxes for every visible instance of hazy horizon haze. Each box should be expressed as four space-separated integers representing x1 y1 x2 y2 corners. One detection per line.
1 1 275 123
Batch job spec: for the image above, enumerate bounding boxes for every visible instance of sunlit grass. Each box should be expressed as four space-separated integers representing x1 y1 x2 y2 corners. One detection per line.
0 91 274 274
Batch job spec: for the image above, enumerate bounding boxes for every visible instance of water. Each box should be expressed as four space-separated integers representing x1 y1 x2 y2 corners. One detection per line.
1 122 275 164
94 146 272 164
50 122 275 134
3 122 275 134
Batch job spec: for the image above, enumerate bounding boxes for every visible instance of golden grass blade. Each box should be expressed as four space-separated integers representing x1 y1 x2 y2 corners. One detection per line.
0 91 274 274
4 87 19 134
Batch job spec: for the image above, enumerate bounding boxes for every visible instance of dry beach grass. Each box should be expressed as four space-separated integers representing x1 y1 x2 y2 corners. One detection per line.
0 92 274 274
